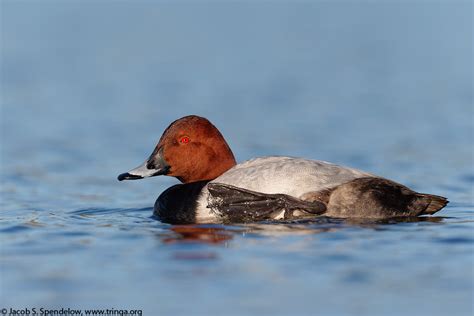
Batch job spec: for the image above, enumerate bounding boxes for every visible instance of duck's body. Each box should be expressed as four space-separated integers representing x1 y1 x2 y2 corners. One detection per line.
212 156 372 196
118 115 448 224
155 156 446 223
195 156 371 222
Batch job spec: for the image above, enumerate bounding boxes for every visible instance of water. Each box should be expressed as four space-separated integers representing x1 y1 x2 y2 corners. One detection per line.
1 1 473 315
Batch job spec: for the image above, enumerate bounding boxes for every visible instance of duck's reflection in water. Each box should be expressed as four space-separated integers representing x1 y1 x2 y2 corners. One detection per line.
159 226 235 261
162 225 235 245
345 215 445 227
158 215 446 247
157 216 446 262
159 217 342 247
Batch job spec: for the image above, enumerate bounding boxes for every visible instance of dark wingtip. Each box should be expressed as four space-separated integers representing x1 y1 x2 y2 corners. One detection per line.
117 173 143 181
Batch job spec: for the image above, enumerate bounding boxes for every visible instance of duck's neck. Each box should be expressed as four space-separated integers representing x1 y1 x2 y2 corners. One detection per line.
178 146 236 184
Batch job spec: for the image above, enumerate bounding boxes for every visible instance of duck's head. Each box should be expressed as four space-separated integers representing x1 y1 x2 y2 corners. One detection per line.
118 115 236 183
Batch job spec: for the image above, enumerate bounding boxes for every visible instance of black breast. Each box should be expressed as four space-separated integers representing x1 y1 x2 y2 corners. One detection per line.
154 181 209 224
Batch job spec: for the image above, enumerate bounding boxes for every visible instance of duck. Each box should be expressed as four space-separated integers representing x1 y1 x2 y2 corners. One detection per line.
118 115 448 224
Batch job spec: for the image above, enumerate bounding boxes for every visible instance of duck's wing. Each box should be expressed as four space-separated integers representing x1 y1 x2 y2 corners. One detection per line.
207 183 326 223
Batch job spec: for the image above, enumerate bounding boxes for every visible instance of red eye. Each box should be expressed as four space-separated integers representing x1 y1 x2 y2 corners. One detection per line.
180 136 190 144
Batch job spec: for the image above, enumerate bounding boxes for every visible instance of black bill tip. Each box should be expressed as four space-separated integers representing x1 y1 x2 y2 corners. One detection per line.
117 172 143 181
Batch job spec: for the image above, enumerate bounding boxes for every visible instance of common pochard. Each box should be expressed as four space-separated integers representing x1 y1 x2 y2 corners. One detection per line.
118 115 448 224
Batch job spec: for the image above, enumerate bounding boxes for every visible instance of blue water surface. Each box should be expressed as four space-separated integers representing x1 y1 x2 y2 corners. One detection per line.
1 1 473 316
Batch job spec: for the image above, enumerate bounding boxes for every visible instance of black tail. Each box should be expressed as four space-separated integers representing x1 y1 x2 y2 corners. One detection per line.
325 177 449 218
418 193 449 215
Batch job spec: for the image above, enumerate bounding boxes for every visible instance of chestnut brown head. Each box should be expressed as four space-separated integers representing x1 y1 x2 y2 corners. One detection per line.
118 115 237 183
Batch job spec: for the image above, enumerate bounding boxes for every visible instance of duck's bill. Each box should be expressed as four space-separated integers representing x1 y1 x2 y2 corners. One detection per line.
118 146 170 181
117 160 169 181
118 161 165 181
